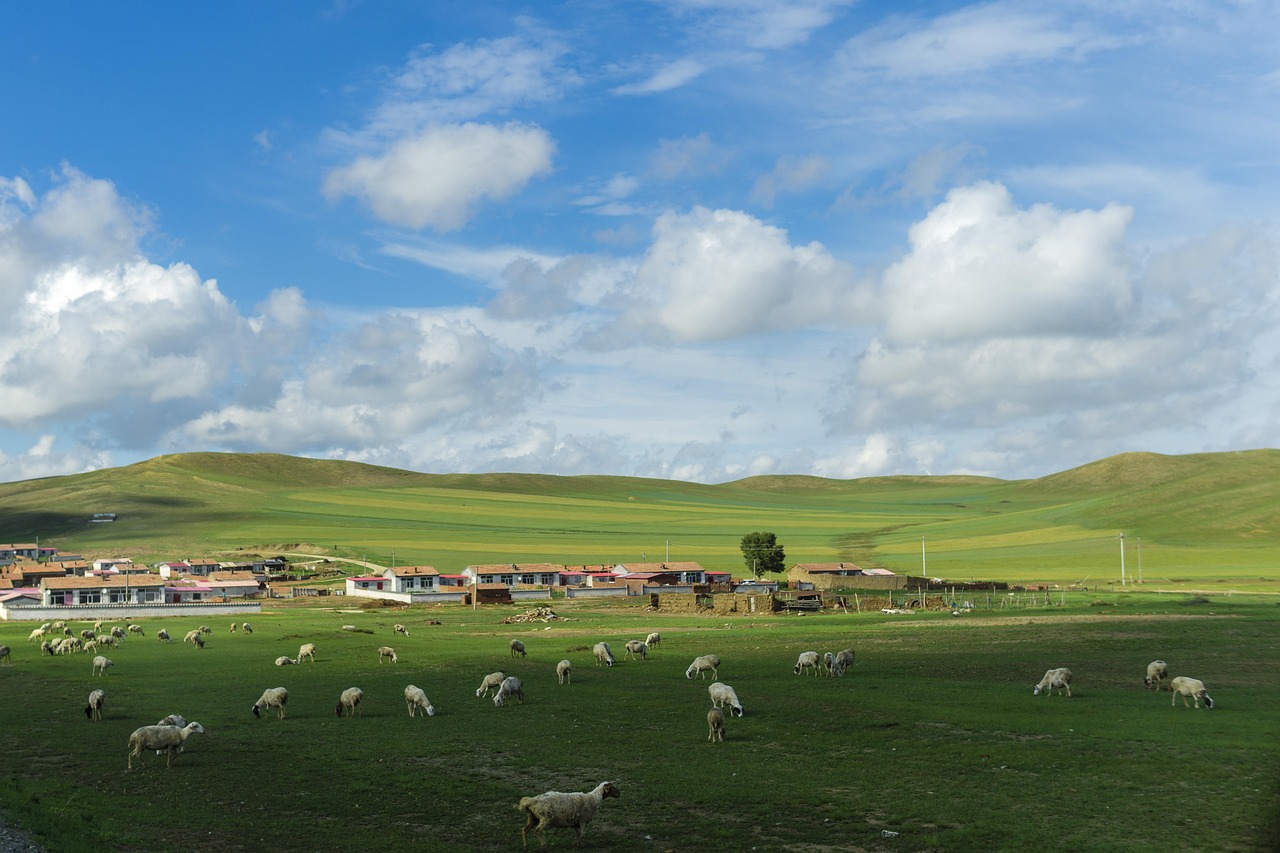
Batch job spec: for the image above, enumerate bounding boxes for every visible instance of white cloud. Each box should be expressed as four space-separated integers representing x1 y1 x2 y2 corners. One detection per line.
751 154 830 207
651 133 733 180
323 122 555 231
613 58 707 95
659 0 853 50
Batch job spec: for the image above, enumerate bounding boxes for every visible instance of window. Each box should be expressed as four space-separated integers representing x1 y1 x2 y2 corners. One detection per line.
80 591 101 604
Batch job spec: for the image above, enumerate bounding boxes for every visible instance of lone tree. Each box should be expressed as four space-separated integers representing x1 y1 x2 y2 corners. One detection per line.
740 532 785 579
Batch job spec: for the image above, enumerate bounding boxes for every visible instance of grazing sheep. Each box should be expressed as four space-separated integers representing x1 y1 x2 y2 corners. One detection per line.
110 626 126 641
57 637 81 655
80 629 96 640
275 655 297 666
707 707 725 742
1033 667 1073 698
1144 660 1170 691
708 682 744 717
92 655 113 676
794 651 821 676
157 713 187 728
127 721 204 770
156 629 171 643
82 640 100 655
1170 676 1214 710
199 625 213 635
404 684 436 717
476 671 506 698
624 640 648 661
516 781 620 850
686 654 721 680
510 639 527 658
823 651 840 676
127 624 144 636
85 689 105 721
97 635 118 648
297 643 316 663
252 687 289 719
27 627 45 642
93 621 104 632
229 622 238 633
191 633 205 650
645 632 661 649
494 676 524 707
40 640 54 656
556 659 572 685
593 642 616 667
834 648 855 674
242 623 253 634
378 646 398 664
337 687 364 717
394 623 410 637
183 630 202 645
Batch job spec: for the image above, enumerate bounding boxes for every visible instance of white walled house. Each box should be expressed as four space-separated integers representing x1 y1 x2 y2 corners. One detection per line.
463 563 562 587
41 573 166 606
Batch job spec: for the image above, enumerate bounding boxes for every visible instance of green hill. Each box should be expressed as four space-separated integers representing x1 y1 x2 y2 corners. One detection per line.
0 450 1276 586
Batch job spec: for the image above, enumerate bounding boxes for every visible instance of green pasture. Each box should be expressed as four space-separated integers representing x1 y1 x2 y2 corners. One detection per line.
1 596 1277 852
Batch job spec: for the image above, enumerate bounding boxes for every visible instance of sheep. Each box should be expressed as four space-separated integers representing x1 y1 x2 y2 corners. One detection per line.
707 707 725 742
183 630 202 645
297 642 316 663
378 646 398 664
1033 667 1073 698
709 682 744 717
686 654 720 680
57 637 81 654
93 620 104 632
1170 676 1214 710
1144 660 1170 691
40 640 54 656
85 689 105 721
510 639 527 658
494 676 524 707
97 634 118 648
823 651 840 676
794 651 821 676
645 631 661 649
110 626 126 641
476 671 506 698
229 622 238 633
127 721 204 770
834 647 855 674
336 687 364 717
516 781 620 850
242 623 253 634
199 625 213 635
394 623 410 637
624 640 648 661
593 642 616 667
275 655 297 666
404 684 436 717
156 629 172 643
127 624 144 636
153 714 187 752
191 633 205 650
27 627 45 642
556 659 572 685
83 640 99 655
80 629 96 640
92 655 113 676
252 687 289 719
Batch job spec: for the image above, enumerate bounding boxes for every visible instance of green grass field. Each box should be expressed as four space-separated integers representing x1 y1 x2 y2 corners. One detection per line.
1 595 1277 852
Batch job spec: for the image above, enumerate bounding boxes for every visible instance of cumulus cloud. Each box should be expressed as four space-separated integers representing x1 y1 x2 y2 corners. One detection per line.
324 122 555 231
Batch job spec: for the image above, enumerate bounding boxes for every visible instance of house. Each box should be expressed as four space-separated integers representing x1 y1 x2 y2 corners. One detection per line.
166 572 260 602
615 561 708 584
788 562 901 590
463 563 562 587
344 566 440 595
92 557 136 573
41 573 166 606
156 561 192 578
0 543 56 561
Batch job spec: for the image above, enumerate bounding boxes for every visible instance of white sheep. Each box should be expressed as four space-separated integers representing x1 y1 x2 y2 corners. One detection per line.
476 671 506 698
82 640 100 655
252 687 289 719
40 640 54 656
156 629 171 643
516 781 620 849
242 623 253 634
834 647 855 675
624 640 648 661
191 633 205 650
510 639 527 658
1170 676 1214 710
183 630 201 645
1033 667 1073 698
394 623 410 636
127 624 144 636
337 687 364 717
404 684 436 717
1144 660 1169 691
92 655 113 676
275 655 297 666
556 660 572 685
199 625 213 635
823 651 840 676
494 676 524 707
707 707 725 742
297 643 316 663
593 642 616 667
229 622 238 633
794 651 821 676
378 646 398 664
27 627 45 642
127 721 204 770
80 629 96 640
709 682 744 717
97 635 118 648
157 713 187 728
111 626 126 641
686 654 720 680
85 689 105 721
645 632 661 649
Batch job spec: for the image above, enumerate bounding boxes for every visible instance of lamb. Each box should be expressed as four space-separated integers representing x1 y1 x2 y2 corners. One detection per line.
127 721 204 770
708 682 744 717
337 687 364 717
82 640 99 655
27 627 45 642
1144 660 1169 691
275 655 297 666
516 781 620 849
707 707 725 742
404 684 436 717
510 639 527 658
394 623 410 637
476 671 506 698
1170 676 1214 710
686 654 720 680
92 655 113 676
823 651 839 677
494 676 524 707
297 643 316 663
1033 667 1073 698
624 640 648 661
127 624 144 636
85 689 105 721
593 642 616 667
794 651 821 676
156 629 172 643
556 659 572 685
252 687 289 719
378 646 398 664
645 632 660 649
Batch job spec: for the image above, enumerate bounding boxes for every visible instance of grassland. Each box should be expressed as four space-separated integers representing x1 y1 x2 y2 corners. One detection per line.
1 449 1278 590
0 595 1277 852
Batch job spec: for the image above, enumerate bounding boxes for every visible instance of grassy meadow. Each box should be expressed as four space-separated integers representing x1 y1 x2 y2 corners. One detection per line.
0 596 1277 851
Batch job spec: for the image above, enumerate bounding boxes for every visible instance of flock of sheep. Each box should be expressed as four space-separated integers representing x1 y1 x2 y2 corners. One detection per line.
1030 659 1215 709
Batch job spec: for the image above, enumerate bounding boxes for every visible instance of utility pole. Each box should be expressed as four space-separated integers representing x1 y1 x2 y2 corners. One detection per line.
1119 533 1126 587
1137 537 1142 584
922 536 927 576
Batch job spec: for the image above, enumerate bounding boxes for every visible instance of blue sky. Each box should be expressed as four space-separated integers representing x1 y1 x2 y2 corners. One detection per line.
1 1 1278 484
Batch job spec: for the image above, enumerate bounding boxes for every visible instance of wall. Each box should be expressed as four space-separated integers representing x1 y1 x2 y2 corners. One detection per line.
0 601 262 622
564 586 628 599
